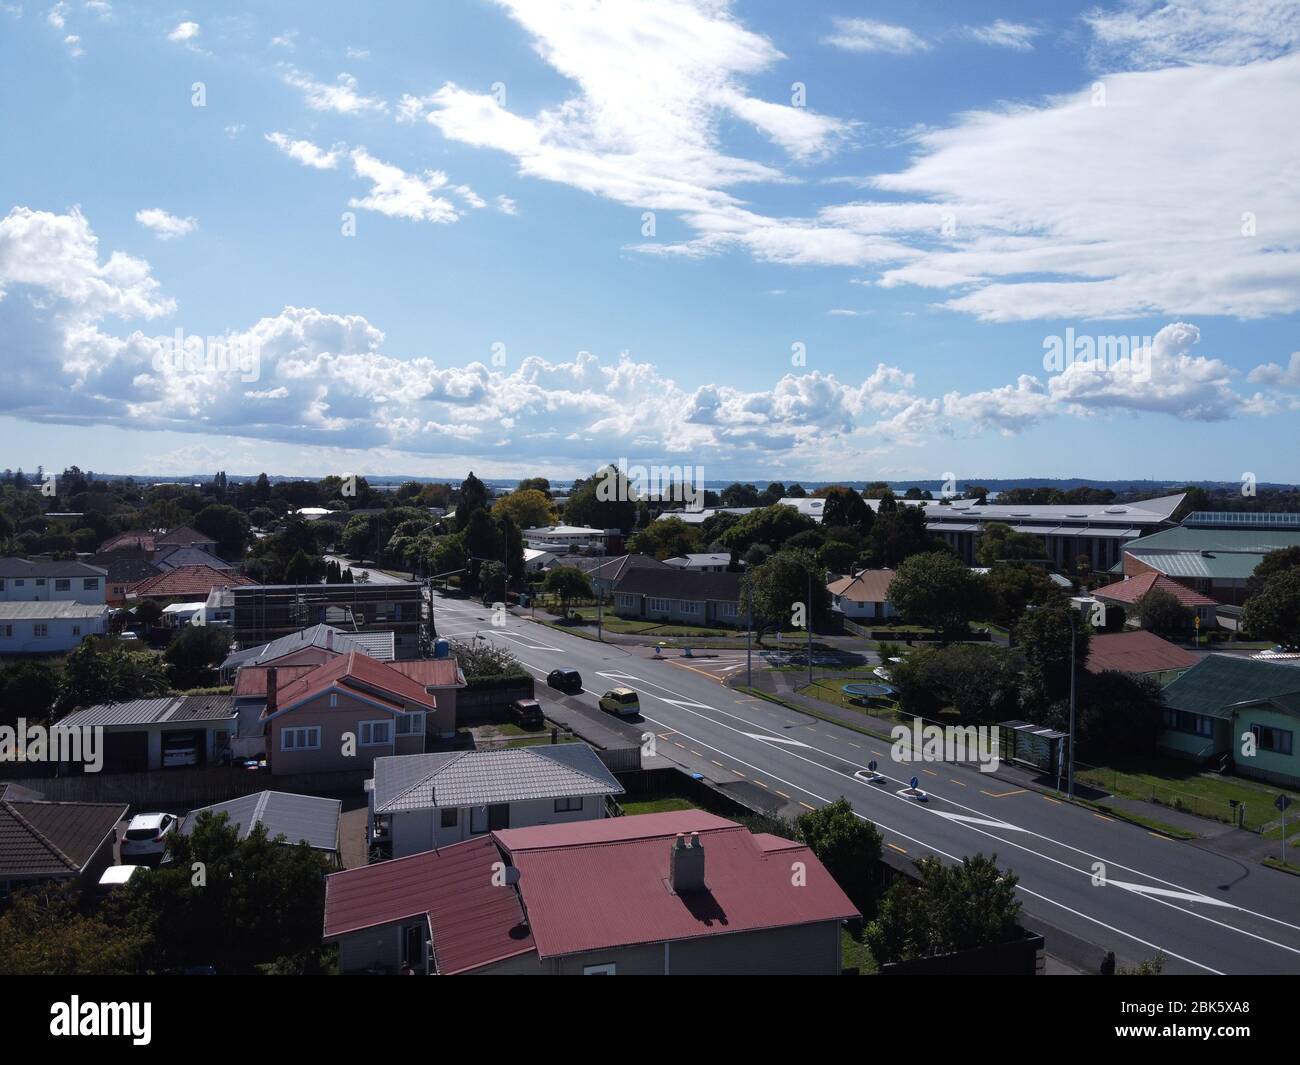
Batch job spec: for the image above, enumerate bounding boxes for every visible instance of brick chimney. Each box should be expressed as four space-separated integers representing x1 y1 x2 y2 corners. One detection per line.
668 831 705 894
266 667 278 715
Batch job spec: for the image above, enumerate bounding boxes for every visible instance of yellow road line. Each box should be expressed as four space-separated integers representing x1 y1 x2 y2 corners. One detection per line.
711 760 725 769
732 769 745 777
754 780 769 789
775 790 791 799
980 787 1027 798
799 801 816 811
1094 813 1114 823
949 779 967 787
887 843 908 855
1042 794 1062 805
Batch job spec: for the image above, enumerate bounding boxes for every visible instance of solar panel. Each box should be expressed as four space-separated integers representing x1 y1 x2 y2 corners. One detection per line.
1183 511 1300 528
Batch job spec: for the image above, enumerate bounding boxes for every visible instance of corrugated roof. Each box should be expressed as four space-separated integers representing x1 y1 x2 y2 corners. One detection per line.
371 744 623 813
323 835 536 974
58 694 235 728
1092 571 1216 607
497 811 860 958
181 791 341 853
613 568 741 602
1086 630 1200 676
1126 525 1300 554
0 601 110 620
0 558 108 578
386 658 465 688
1163 654 1300 720
220 623 378 670
0 800 127 878
1126 549 1265 581
272 650 434 716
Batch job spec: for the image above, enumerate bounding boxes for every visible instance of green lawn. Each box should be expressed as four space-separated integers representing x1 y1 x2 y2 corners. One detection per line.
621 796 698 816
841 928 877 974
1075 759 1300 831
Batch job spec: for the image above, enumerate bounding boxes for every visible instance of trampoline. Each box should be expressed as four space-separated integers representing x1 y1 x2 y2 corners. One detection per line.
841 682 896 703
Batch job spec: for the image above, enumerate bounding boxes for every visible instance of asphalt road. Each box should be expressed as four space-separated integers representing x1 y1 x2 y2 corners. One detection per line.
431 592 1300 975
322 555 408 585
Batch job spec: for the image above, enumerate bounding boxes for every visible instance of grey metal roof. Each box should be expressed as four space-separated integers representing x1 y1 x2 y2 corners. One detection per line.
0 558 109 578
58 694 236 728
371 744 624 813
1126 549 1262 581
220 623 390 670
0 601 111 620
181 790 341 853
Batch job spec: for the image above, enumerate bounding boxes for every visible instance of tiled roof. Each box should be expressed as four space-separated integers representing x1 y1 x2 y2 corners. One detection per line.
613 567 741 602
181 791 341 853
128 565 255 599
1086 630 1200 676
323 835 536 973
154 546 232 571
272 650 434 716
98 530 156 553
1092 571 1216 608
1163 654 1300 720
370 744 623 814
496 811 860 959
827 568 895 604
58 694 235 728
156 525 216 546
0 800 127 878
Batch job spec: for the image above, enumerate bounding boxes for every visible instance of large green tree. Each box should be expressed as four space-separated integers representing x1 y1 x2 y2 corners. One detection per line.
795 798 882 918
56 637 169 714
740 550 830 637
888 552 991 641
1242 566 1300 650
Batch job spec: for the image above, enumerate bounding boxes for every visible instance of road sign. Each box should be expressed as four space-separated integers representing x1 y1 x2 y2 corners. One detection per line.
1276 794 1292 812
910 776 919 790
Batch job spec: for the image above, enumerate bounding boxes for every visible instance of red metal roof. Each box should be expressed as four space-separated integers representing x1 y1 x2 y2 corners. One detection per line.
1092 571 1216 608
232 665 314 697
129 565 255 598
322 836 535 974
1086 629 1200 675
497 811 859 959
274 650 435 713
387 658 464 688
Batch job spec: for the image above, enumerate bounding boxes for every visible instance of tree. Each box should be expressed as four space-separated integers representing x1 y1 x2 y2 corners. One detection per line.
543 565 593 618
720 504 816 555
340 514 382 561
56 637 169 713
888 553 991 641
449 638 528 682
975 522 1045 565
817 539 859 575
516 477 552 497
1014 600 1090 710
0 883 151 975
0 660 60 727
1136 587 1193 637
867 502 934 567
1052 670 1164 761
984 563 1059 630
164 624 233 689
563 466 636 532
492 488 555 530
193 503 250 560
454 472 491 531
719 482 761 508
820 486 873 536
889 644 1023 725
1247 546 1300 598
740 550 830 637
865 854 1021 965
795 798 882 918
626 516 701 560
1242 566 1300 650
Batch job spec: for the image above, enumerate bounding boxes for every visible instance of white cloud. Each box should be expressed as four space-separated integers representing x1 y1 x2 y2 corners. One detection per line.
1248 351 1300 387
282 67 386 114
966 20 1039 51
134 208 198 240
822 17 929 55
62 32 80 56
270 30 297 50
495 194 518 215
46 2 64 29
84 0 110 17
345 46 369 60
1085 0 1300 68
347 149 459 223
167 20 198 43
265 131 343 169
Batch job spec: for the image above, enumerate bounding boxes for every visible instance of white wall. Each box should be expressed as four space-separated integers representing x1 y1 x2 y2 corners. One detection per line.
0 574 106 604
0 612 108 654
389 794 608 858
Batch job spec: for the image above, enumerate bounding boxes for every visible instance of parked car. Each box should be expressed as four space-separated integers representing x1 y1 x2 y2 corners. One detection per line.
97 864 144 897
120 812 179 860
547 668 583 694
117 631 140 642
162 735 198 768
508 698 544 729
598 687 641 717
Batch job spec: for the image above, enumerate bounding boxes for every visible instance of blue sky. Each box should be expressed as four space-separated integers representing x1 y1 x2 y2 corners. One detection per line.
1 0 1298 482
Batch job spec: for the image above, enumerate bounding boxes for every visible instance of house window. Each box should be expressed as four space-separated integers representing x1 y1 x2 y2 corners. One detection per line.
55 579 70 592
33 623 48 638
678 600 701 615
281 726 321 751
328 692 338 707
617 594 636 609
395 712 425 736
648 597 671 613
1252 724 1294 755
0 625 12 638
440 808 458 828
554 796 582 813
359 720 392 746
583 964 616 975
718 601 738 617
0 579 5 591
83 578 99 591
71 625 81 636
35 578 45 586
1162 708 1214 737
14 580 24 587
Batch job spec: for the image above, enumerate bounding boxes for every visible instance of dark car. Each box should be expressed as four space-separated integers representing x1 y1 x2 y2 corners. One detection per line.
509 697 544 729
547 668 583 694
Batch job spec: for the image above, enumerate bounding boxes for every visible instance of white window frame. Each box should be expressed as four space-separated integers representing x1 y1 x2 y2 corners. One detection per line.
281 726 321 752
83 578 99 590
33 623 48 638
359 719 392 747
583 963 616 975
647 597 671 613
395 712 425 736
55 578 70 592
718 601 738 617
678 599 702 616
554 796 583 813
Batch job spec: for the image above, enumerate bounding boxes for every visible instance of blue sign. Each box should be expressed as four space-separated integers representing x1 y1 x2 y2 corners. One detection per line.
910 776 919 790
868 760 877 772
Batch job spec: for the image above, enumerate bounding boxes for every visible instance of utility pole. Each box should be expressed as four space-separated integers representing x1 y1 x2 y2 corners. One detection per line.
1067 608 1077 800
806 565 813 688
745 585 753 688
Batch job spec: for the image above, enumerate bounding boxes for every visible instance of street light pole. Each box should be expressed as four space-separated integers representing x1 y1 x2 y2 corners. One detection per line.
1067 608 1077 800
806 566 813 688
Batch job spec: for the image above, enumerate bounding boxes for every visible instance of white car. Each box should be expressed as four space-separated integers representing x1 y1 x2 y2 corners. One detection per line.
120 813 179 860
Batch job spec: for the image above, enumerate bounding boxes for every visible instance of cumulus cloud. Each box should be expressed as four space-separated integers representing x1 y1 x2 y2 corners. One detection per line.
281 67 386 114
346 149 460 223
265 131 343 169
167 20 198 43
134 208 197 240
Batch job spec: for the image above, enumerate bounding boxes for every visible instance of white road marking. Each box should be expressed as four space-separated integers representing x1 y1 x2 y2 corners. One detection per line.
934 812 1025 831
1107 881 1236 908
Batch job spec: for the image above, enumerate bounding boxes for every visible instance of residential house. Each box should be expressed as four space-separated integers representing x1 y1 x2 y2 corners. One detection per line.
523 547 558 573
664 553 731 572
126 564 256 604
97 530 157 553
261 651 437 776
181 790 342 865
89 552 162 606
154 525 219 554
1158 654 1300 786
0 601 111 655
827 568 898 621
1092 571 1218 630
153 545 233 571
1085 630 1200 686
368 744 624 858
212 582 425 659
613 569 743 627
55 695 238 773
0 559 107 604
0 799 128 902
323 811 858 975
1120 511 1300 606
569 552 674 595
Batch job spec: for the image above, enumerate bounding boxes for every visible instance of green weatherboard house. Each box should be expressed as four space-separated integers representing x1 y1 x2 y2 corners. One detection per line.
1159 655 1300 787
